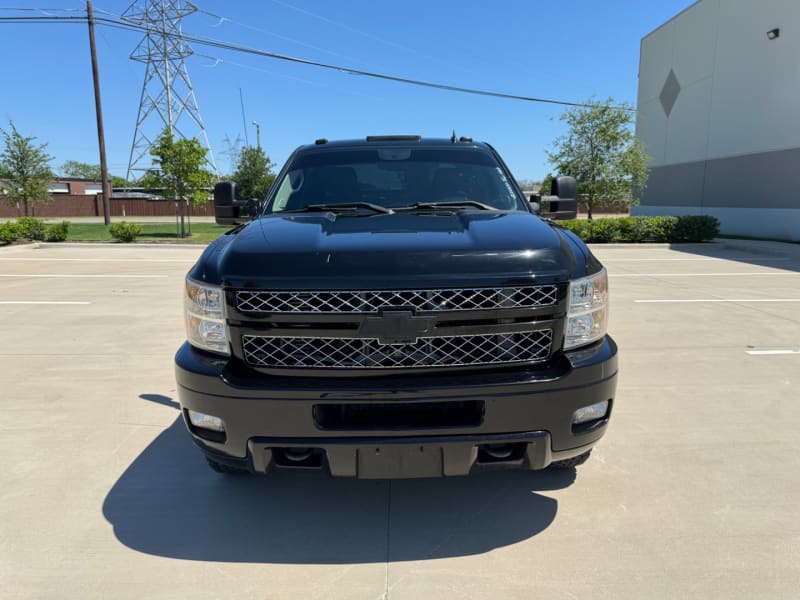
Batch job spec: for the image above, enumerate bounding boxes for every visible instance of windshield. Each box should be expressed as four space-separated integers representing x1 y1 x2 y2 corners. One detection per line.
268 147 525 213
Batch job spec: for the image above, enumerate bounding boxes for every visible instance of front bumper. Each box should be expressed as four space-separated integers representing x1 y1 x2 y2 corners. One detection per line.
175 336 618 478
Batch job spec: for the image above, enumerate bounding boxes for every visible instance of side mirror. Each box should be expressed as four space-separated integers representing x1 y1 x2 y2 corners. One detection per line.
245 198 262 219
213 182 250 226
538 175 578 220
529 193 541 215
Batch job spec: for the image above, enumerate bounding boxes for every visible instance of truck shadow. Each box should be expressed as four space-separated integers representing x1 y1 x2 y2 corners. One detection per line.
102 395 574 564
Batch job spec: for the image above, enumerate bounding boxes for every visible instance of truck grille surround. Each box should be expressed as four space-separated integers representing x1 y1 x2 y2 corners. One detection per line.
230 285 564 372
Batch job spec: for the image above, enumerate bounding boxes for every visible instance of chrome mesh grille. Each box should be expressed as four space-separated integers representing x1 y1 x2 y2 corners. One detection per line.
241 330 553 369
236 286 559 314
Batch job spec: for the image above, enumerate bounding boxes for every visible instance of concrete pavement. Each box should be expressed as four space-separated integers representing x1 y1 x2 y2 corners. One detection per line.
0 240 798 599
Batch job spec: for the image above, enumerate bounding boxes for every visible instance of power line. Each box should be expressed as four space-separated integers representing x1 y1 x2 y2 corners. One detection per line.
0 15 85 22
96 15 635 111
0 7 82 13
194 7 369 67
0 12 635 112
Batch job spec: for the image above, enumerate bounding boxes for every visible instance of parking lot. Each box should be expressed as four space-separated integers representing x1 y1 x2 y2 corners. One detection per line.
1 239 798 599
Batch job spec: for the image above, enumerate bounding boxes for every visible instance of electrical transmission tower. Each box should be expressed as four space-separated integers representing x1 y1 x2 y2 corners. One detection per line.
122 0 217 182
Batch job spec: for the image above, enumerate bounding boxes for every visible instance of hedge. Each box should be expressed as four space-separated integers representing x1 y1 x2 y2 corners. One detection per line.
0 217 71 245
0 222 19 245
558 215 719 243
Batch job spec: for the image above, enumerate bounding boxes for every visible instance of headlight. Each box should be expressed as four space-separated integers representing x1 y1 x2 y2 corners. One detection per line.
185 278 230 355
564 268 608 350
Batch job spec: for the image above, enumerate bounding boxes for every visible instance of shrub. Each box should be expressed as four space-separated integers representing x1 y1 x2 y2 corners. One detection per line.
639 215 678 242
44 220 70 242
0 222 19 244
558 219 591 240
109 221 142 243
673 215 719 242
588 219 618 243
612 217 639 242
557 215 718 243
15 216 46 241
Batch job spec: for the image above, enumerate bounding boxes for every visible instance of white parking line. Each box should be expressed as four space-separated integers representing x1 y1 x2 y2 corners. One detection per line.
0 274 168 279
746 349 800 355
612 272 799 277
602 257 791 262
0 301 90 305
636 299 800 304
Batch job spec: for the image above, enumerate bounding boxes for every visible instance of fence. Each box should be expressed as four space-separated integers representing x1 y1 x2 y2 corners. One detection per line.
0 196 215 218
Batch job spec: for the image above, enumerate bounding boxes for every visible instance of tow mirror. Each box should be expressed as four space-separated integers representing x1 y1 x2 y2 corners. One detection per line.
537 175 578 220
213 182 251 226
529 193 541 215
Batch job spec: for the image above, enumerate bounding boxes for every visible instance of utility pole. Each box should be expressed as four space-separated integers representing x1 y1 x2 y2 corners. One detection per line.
86 0 111 225
252 121 261 149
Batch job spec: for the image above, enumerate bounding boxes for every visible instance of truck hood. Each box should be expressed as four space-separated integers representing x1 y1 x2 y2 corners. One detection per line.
191 211 588 289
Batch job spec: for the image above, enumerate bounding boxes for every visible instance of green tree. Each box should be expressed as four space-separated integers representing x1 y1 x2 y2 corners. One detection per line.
141 129 214 206
539 173 554 195
547 99 649 219
231 145 276 201
60 160 127 187
0 122 54 216
60 160 101 180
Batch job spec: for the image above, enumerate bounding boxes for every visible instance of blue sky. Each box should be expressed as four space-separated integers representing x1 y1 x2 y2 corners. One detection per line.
0 1 692 182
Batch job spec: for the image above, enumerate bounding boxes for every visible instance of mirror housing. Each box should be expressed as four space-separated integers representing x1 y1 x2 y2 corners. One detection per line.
528 193 541 215
536 175 578 220
213 182 252 225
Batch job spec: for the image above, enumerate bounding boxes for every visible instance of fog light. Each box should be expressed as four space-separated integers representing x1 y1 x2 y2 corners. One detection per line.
572 400 609 425
188 410 225 432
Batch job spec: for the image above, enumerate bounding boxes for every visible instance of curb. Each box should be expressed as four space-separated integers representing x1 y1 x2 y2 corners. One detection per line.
587 242 719 249
44 242 208 249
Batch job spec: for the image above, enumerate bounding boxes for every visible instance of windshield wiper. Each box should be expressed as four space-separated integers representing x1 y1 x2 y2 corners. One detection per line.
287 202 394 215
398 200 497 211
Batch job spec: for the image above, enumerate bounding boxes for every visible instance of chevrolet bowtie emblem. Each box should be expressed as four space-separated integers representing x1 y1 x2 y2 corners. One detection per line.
358 310 436 346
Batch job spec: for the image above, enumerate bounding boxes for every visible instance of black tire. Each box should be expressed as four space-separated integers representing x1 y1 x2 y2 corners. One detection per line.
550 450 591 469
206 456 247 475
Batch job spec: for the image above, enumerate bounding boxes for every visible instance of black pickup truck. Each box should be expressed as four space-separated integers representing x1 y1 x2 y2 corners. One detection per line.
176 136 617 479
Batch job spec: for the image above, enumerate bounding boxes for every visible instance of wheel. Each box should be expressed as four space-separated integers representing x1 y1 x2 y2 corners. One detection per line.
206 456 247 475
550 450 591 469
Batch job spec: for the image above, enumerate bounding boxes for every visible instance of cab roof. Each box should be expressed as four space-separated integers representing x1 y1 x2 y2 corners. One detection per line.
297 136 488 152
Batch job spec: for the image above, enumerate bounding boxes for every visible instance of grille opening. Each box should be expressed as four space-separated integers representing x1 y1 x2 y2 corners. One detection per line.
313 400 485 430
272 447 324 469
476 443 527 464
235 285 561 314
242 330 553 369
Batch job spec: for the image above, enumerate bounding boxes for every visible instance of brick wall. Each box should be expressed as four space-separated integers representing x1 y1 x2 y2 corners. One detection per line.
0 196 214 218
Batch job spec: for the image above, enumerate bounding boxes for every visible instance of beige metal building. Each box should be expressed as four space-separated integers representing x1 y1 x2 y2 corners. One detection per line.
633 0 800 241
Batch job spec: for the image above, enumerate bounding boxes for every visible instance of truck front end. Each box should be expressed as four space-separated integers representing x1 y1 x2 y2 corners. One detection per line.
175 137 617 478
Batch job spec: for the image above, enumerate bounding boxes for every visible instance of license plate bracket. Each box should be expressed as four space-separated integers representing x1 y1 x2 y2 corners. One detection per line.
357 443 443 479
